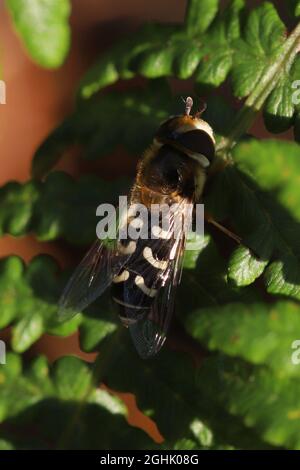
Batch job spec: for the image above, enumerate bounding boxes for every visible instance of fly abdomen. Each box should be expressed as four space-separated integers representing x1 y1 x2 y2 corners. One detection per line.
112 236 172 326
112 268 153 326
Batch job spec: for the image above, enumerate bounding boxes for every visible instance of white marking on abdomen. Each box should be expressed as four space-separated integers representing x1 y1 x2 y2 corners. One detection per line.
119 240 136 254
135 275 157 297
112 270 130 283
129 217 144 229
152 225 171 239
143 247 168 270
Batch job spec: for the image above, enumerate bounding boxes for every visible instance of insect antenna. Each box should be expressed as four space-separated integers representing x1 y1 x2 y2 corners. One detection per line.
194 99 207 118
181 96 194 116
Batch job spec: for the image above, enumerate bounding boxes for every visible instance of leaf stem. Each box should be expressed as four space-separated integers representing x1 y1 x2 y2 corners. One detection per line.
220 21 300 153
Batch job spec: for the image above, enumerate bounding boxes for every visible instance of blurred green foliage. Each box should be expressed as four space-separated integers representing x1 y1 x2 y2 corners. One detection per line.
5 0 71 68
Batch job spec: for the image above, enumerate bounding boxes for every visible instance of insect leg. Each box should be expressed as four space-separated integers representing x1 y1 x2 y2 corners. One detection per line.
205 212 242 244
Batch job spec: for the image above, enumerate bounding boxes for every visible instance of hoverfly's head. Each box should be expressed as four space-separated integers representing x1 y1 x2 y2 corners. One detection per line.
154 97 215 169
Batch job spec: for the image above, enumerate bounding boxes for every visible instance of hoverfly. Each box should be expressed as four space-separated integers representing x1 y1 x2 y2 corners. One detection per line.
59 97 216 358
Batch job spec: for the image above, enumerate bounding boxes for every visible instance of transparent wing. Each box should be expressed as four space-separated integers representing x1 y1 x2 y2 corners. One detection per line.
128 233 186 358
58 201 133 321
119 199 189 357
116 198 187 320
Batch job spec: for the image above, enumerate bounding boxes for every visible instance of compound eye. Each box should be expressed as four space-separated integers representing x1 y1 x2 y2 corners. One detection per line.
176 129 215 163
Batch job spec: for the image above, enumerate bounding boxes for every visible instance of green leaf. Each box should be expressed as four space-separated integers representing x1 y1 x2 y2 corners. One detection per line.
2 0 300 453
231 2 286 98
79 0 245 97
0 439 14 450
33 173 130 244
32 85 234 178
11 312 44 353
228 226 271 286
197 356 300 449
53 356 92 400
6 0 71 68
0 181 39 237
263 76 294 133
0 352 47 422
0 172 130 244
228 246 267 287
0 255 116 351
185 301 300 377
180 234 260 314
206 139 300 300
231 140 300 219
263 56 300 133
79 25 177 98
288 0 300 17
0 354 152 449
0 256 76 349
32 81 173 177
75 0 300 138
185 0 219 35
0 352 22 380
195 0 244 87
79 297 118 352
100 333 274 449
